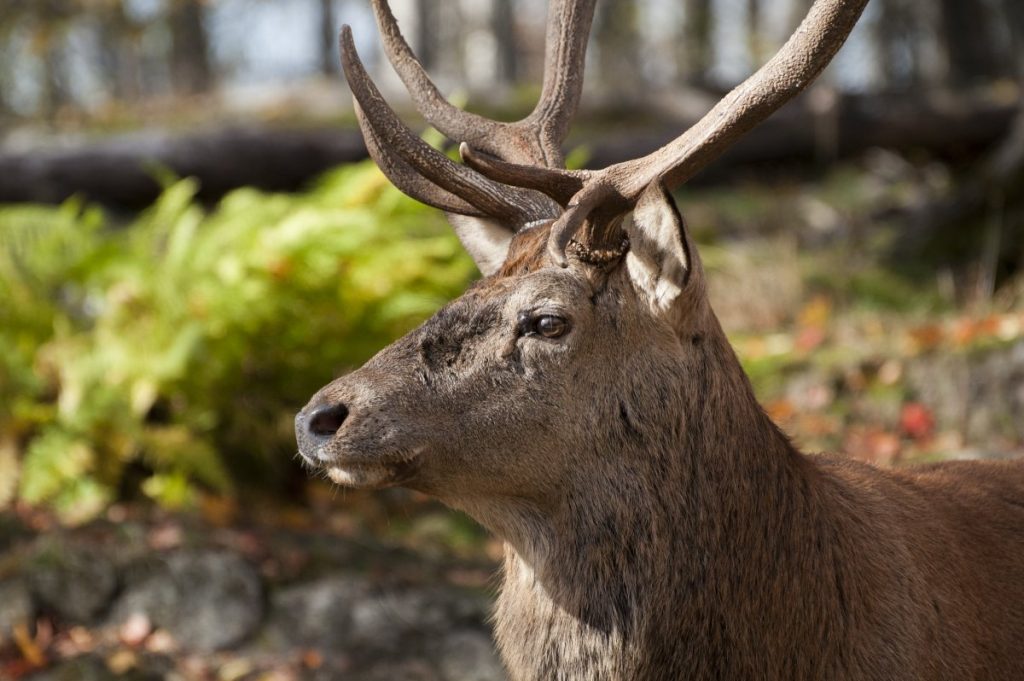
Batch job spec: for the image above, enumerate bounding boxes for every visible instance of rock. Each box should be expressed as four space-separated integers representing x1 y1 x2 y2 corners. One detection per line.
261 576 495 676
110 550 263 651
27 657 113 681
265 578 490 652
163 551 264 650
964 341 1024 445
349 586 490 652
906 339 1024 450
784 369 836 413
109 557 179 631
435 629 507 681
30 546 118 623
0 513 32 554
26 654 171 681
0 578 34 640
262 576 368 652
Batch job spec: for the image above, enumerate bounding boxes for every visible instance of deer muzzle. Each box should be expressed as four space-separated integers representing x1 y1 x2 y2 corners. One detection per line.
295 385 425 490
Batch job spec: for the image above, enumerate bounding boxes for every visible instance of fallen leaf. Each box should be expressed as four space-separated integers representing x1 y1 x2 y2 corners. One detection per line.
218 657 254 681
301 649 324 669
907 324 945 353
795 326 826 353
67 626 96 653
951 318 979 347
798 295 832 328
997 314 1022 341
145 629 177 654
119 613 152 647
1 659 39 680
844 427 901 465
106 649 138 675
877 359 902 386
200 495 239 527
900 403 935 441
147 523 184 550
765 399 796 424
12 623 45 668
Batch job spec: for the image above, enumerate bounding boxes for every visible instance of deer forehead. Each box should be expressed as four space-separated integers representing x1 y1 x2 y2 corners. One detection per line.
516 269 591 306
478 266 599 319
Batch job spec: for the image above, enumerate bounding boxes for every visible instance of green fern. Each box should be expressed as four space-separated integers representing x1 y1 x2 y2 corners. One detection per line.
0 160 475 522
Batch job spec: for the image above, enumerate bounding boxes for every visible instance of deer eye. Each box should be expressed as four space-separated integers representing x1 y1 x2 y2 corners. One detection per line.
532 315 570 339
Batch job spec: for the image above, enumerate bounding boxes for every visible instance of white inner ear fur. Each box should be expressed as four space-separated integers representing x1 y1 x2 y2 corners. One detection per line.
445 213 515 277
624 182 691 315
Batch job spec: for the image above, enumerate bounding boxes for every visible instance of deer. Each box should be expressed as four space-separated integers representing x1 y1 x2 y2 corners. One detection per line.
294 0 1024 678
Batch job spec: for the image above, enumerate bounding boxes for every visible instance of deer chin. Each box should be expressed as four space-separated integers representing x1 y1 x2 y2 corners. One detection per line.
323 448 424 489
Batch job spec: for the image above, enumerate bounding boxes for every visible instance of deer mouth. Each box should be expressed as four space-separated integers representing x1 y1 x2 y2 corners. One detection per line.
322 448 423 489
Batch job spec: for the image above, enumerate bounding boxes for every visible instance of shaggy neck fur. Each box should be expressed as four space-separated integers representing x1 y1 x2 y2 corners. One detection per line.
473 321 852 680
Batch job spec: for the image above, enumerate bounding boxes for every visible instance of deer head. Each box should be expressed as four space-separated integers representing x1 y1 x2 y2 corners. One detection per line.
295 0 868 531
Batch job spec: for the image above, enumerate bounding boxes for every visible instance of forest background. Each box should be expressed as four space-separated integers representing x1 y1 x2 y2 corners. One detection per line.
0 1 1023 678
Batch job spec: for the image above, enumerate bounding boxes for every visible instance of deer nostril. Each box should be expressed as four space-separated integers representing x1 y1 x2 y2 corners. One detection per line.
308 403 349 438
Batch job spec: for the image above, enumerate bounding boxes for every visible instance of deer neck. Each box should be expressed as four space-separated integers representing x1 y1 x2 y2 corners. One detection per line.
482 322 829 678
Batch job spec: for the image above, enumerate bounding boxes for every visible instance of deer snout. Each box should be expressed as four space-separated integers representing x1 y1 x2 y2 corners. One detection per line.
307 402 349 438
295 401 350 455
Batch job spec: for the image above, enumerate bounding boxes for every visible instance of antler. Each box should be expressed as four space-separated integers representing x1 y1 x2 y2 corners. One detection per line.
341 29 556 224
463 0 870 265
344 0 868 265
369 0 594 168
340 0 597 230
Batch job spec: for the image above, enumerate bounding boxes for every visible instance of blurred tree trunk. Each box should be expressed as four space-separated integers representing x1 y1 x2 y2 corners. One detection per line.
0 32 11 116
937 0 1003 86
31 0 74 120
1004 0 1024 79
414 0 438 70
914 0 947 89
680 0 713 85
492 0 518 85
595 0 641 98
4 96 1018 207
746 0 763 65
318 0 337 76
168 0 212 94
787 0 812 31
890 0 1024 292
98 2 141 101
41 39 70 120
875 0 924 89
0 2 13 115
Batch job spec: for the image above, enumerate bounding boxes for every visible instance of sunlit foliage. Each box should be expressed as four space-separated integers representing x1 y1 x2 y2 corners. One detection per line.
0 162 475 522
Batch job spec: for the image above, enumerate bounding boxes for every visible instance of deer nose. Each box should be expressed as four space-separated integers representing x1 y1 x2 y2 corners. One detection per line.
306 402 349 439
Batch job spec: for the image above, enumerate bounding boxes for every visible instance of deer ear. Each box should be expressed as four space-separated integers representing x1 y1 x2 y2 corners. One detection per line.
623 180 700 316
445 213 515 277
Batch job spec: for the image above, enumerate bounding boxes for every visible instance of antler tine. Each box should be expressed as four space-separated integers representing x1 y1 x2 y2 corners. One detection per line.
459 144 585 205
611 0 870 193
368 0 506 158
371 0 597 168
355 102 485 217
341 26 558 226
523 0 599 166
465 0 870 265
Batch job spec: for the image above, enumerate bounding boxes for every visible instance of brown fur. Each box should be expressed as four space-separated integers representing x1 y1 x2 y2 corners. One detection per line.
497 225 556 277
298 207 1024 679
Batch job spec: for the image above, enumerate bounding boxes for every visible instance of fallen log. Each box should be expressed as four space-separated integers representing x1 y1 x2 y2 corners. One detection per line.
582 92 1020 174
0 94 1017 209
0 126 369 208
